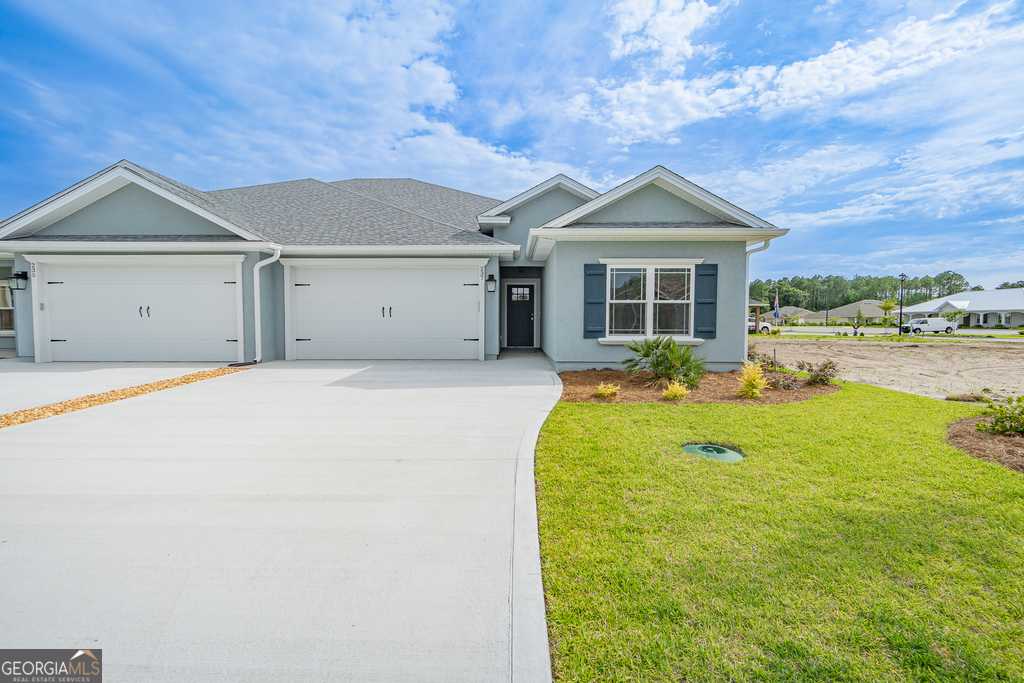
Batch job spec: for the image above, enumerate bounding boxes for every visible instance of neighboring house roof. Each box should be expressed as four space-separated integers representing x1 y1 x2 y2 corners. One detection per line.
777 306 812 317
804 299 886 319
902 289 1024 313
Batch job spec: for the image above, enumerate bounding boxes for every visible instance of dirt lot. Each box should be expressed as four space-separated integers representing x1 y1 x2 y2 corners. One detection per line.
754 338 1024 399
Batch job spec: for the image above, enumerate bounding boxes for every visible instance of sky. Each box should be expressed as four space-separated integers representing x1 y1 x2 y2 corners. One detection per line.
1 0 1022 286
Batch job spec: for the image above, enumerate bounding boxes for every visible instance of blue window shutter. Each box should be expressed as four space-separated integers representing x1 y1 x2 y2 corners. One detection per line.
584 263 606 338
694 264 718 339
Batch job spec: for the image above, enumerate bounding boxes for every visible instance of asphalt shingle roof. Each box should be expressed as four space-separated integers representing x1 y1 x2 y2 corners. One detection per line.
330 178 501 232
208 179 509 247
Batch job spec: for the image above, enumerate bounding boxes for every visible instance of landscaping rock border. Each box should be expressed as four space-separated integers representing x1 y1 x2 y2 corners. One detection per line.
0 367 246 430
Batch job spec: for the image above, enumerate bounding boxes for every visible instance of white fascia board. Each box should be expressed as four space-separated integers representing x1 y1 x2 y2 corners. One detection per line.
24 254 247 265
525 226 789 260
281 257 490 268
540 166 777 229
478 174 600 219
598 258 705 266
1 241 280 253
0 166 263 242
280 244 519 257
477 216 511 226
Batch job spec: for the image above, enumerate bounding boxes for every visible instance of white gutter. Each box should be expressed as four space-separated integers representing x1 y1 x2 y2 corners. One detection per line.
279 244 519 257
745 239 772 351
525 226 789 260
0 241 281 253
252 248 282 363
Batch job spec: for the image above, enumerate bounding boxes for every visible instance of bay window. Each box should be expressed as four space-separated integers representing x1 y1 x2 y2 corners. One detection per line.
606 261 697 338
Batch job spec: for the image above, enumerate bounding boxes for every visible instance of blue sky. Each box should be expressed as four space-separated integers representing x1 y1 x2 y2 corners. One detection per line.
1 0 1022 285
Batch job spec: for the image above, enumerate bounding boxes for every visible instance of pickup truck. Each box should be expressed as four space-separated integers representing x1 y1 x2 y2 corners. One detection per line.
748 316 772 334
900 317 956 334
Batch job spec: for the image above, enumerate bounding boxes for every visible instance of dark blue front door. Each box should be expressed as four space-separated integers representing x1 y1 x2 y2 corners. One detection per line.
507 285 535 347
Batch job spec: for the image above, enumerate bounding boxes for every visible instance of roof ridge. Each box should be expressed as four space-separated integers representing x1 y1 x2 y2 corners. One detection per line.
330 177 501 204
208 178 320 193
317 180 474 234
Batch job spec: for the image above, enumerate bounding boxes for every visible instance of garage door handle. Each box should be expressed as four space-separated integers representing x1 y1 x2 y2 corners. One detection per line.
139 306 143 317
389 307 392 317
382 306 385 317
146 306 150 317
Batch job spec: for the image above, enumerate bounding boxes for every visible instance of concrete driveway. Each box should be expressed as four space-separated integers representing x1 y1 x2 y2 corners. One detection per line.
0 354 560 682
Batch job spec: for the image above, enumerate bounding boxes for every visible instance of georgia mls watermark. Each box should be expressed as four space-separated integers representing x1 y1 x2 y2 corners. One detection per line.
0 649 102 683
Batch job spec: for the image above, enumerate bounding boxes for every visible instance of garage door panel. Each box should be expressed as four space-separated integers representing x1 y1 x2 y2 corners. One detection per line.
292 263 482 360
43 262 241 362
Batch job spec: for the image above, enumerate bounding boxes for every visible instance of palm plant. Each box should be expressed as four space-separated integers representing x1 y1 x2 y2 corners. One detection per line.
880 298 897 333
622 336 707 388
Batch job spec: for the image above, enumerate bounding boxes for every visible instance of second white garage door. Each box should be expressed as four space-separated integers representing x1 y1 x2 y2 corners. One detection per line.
287 260 484 360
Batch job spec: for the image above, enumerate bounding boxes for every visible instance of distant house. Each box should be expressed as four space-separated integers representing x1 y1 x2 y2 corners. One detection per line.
803 299 887 324
901 290 1024 328
776 305 813 323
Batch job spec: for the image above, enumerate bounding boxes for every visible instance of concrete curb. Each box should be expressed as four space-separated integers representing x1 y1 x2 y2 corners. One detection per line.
510 369 562 683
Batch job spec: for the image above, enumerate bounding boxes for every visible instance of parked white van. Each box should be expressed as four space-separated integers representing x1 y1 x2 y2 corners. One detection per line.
900 317 956 334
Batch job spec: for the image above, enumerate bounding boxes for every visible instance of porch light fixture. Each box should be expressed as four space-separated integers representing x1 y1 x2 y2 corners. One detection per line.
486 274 496 293
7 271 28 291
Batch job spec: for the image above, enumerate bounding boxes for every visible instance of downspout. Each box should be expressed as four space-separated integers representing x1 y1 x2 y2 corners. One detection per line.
232 248 281 366
745 239 772 353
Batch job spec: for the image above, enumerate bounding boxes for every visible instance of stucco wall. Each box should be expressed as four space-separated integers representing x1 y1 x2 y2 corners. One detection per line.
36 184 237 236
582 184 722 223
493 187 588 266
542 240 748 372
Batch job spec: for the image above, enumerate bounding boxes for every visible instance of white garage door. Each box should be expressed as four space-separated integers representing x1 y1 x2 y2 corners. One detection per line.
290 262 482 360
42 262 242 362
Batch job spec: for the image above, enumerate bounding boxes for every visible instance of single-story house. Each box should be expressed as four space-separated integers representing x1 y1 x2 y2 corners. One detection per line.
775 305 813 323
900 290 1024 327
0 161 787 371
803 299 888 324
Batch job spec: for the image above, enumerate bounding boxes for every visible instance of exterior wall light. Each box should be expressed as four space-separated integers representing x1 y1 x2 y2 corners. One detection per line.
486 274 497 293
7 271 28 291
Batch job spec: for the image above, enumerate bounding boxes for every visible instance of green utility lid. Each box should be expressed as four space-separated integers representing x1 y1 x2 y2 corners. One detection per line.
682 444 744 463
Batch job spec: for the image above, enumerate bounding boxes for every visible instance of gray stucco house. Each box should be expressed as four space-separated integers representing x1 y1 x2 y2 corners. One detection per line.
0 161 787 371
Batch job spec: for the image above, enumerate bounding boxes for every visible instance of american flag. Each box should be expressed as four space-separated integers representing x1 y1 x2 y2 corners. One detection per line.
774 290 780 319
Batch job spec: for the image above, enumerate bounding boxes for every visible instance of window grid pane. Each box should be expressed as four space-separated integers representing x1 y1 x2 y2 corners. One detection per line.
610 268 645 301
609 303 645 335
654 303 690 335
655 268 690 301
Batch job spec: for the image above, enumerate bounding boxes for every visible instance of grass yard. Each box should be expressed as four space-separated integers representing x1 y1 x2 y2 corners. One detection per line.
535 382 1024 682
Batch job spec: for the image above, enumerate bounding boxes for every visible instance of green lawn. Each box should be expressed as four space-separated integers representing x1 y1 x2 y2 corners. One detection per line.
536 382 1024 682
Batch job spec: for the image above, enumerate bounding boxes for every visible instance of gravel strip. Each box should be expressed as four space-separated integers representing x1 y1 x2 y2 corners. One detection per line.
0 367 247 430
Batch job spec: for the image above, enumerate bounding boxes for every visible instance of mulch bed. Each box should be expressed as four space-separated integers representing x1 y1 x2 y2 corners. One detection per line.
947 417 1024 473
559 369 841 405
0 367 246 431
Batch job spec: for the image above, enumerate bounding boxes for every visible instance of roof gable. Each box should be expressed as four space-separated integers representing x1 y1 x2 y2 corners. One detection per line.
0 161 265 242
477 174 599 232
541 166 776 229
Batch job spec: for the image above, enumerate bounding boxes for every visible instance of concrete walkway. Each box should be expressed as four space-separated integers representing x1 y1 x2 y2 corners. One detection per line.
0 355 561 682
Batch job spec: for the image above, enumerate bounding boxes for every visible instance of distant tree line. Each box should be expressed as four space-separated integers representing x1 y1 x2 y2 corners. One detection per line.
997 280 1024 289
748 271 985 310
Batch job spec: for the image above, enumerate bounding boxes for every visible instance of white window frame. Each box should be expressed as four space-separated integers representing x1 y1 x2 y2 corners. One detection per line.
597 258 705 346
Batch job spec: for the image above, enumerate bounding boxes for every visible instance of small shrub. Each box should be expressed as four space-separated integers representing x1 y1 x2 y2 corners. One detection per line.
769 328 781 335
594 382 620 399
994 324 1006 329
1019 330 1024 335
976 396 1024 436
766 370 799 390
737 362 769 398
748 342 785 369
662 381 690 401
796 359 840 385
622 336 707 388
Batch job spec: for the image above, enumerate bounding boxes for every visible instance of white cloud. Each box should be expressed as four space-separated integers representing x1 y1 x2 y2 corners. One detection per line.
577 1 1024 143
605 0 729 73
3 0 586 198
